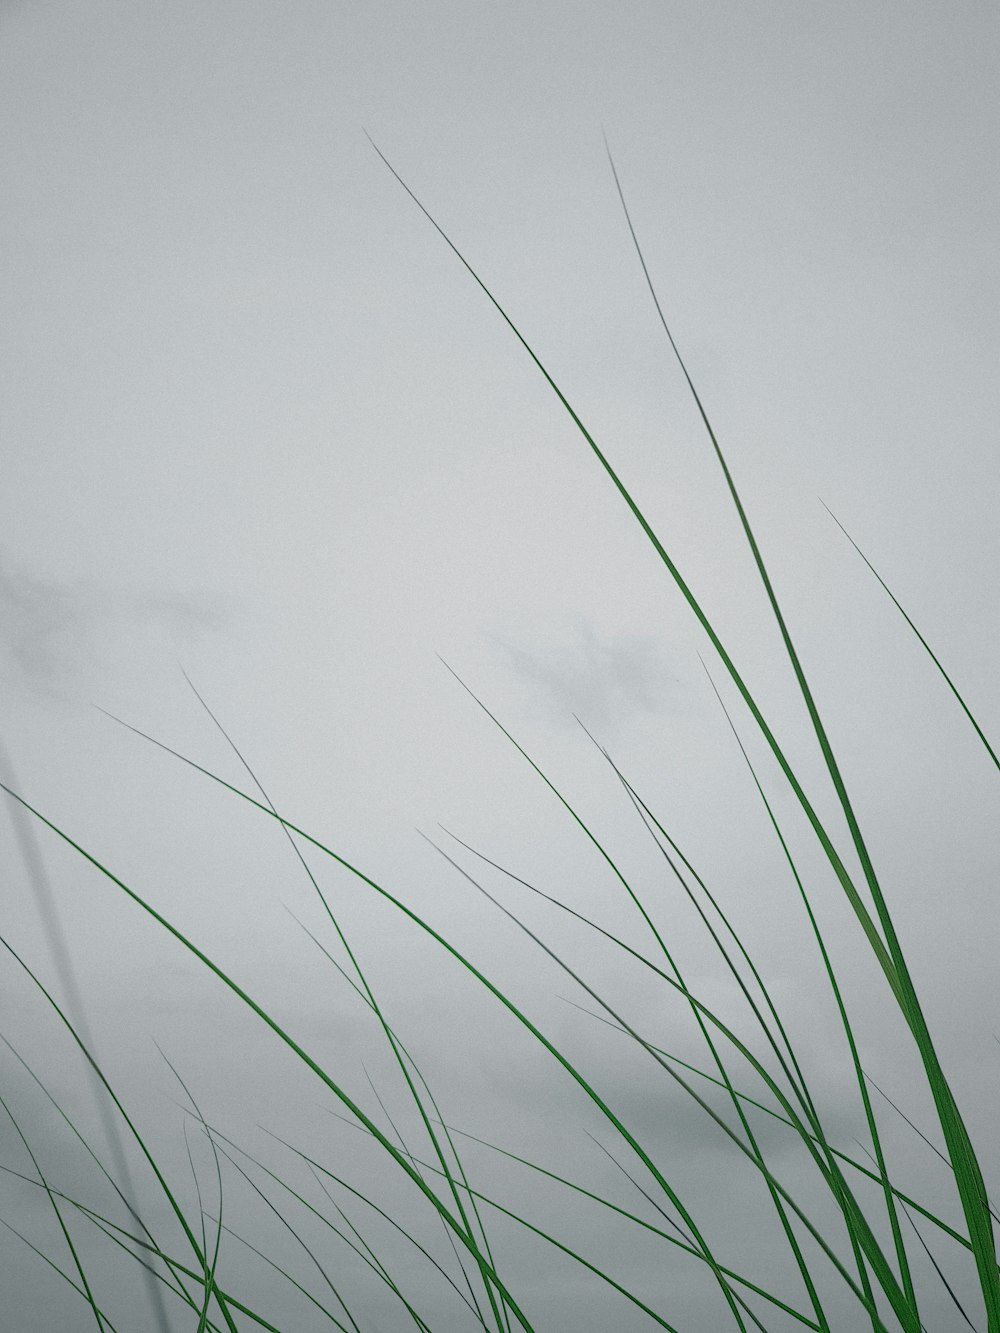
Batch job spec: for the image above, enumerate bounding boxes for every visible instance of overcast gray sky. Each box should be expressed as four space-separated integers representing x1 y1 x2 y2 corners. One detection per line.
2 3 999 1330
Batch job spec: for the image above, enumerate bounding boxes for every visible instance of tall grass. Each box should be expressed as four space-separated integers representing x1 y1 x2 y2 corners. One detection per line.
2 145 997 1331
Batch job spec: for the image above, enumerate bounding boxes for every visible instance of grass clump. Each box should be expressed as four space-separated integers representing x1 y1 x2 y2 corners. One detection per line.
2 144 997 1332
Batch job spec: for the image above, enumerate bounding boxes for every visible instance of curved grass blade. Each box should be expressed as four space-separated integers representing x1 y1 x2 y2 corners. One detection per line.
1 739 174 1333
433 824 920 1316
573 720 820 1130
0 1169 266 1333
856 1142 983 1333
417 1118 821 1328
439 812 832 1327
0 779 541 1333
0 1033 206 1316
208 1138 365 1333
209 1128 435 1333
821 504 1000 777
0 1214 121 1333
155 1047 229 1333
604 138 995 1325
285 1132 690 1333
181 672 512 1333
0 1092 108 1332
365 135 899 1006
263 1122 527 1331
373 133 1000 1325
422 832 905 1329
285 910 503 1331
0 930 240 1333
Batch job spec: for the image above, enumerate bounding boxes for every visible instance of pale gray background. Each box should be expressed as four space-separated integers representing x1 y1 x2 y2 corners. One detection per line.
2 2 998 1329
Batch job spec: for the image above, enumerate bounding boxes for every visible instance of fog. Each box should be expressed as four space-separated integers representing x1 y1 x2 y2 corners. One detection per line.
2 3 998 1329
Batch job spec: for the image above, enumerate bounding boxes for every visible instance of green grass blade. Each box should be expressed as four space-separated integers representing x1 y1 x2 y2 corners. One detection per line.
210 1129 435 1333
286 910 504 1331
605 139 996 1326
0 929 240 1332
421 1119 822 1328
155 1047 231 1333
1 1033 206 1315
822 504 1000 776
0 780 540 1333
182 674 512 1333
426 834 907 1329
209 1138 366 1333
0 1215 121 1333
1 739 175 1333
262 1124 497 1329
440 816 833 1329
0 1092 108 1332
366 137 900 1010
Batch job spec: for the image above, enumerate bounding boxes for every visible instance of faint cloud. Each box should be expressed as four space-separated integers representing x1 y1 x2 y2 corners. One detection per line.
0 550 225 701
493 621 678 731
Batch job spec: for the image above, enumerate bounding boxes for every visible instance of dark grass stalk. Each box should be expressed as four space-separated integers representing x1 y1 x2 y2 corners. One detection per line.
0 930 241 1333
0 1168 274 1332
1 1033 209 1316
0 1092 108 1332
0 778 542 1333
0 740 174 1333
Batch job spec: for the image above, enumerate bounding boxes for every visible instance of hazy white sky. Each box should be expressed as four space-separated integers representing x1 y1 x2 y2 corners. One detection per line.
2 3 998 1329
